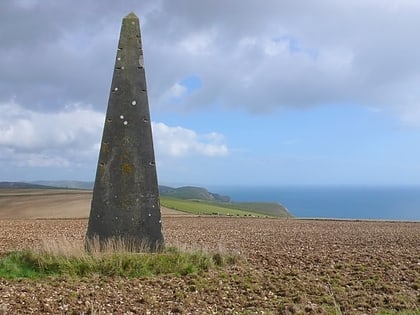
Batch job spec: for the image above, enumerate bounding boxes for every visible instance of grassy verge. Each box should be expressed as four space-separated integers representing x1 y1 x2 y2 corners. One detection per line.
0 240 239 279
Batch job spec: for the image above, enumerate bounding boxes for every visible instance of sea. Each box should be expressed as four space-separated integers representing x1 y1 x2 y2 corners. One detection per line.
210 186 420 221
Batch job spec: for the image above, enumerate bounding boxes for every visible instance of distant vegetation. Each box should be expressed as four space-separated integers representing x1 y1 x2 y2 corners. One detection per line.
32 180 94 190
0 182 58 189
161 197 291 218
160 185 291 218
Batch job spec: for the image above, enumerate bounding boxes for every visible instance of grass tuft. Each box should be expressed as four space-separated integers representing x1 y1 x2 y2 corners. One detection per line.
0 239 240 279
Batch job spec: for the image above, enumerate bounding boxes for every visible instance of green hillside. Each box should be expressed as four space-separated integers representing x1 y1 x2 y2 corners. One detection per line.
160 186 230 202
160 196 292 218
159 185 291 217
162 186 214 200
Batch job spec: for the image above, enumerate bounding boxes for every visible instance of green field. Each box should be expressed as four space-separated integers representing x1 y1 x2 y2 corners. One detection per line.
160 196 291 217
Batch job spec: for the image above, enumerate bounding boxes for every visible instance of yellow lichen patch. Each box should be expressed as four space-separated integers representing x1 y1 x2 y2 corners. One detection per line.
102 142 110 154
121 163 133 175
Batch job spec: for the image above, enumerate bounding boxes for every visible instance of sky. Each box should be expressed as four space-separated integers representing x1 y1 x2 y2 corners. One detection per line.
1 0 420 187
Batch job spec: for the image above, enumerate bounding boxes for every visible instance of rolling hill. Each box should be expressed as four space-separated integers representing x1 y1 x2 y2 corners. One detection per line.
0 182 58 189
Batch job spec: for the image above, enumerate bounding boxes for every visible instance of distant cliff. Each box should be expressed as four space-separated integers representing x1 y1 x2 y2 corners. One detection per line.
159 186 230 202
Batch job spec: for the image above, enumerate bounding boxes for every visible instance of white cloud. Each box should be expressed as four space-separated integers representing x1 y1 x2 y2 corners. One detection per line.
178 29 217 55
152 122 228 157
161 83 188 103
0 145 71 168
263 38 288 57
2 1 420 124
141 0 420 124
398 102 420 128
3 0 420 185
19 153 70 168
0 100 228 170
0 100 104 151
0 100 104 168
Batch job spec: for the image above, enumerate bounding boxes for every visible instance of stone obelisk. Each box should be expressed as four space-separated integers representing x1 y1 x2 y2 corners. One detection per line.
86 12 164 251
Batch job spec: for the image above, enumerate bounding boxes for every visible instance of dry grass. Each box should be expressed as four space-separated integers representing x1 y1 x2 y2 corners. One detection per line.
40 236 86 257
0 235 238 281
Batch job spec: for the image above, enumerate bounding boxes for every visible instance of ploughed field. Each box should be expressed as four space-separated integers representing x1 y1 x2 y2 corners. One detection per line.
0 189 188 219
0 218 419 314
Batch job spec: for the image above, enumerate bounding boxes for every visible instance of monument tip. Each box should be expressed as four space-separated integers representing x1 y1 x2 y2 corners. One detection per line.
125 12 138 19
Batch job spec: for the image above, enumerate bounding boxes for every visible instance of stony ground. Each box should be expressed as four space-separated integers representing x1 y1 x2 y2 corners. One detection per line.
0 218 419 314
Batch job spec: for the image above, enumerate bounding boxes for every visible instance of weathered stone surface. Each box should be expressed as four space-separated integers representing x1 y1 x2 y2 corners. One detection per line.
86 12 164 251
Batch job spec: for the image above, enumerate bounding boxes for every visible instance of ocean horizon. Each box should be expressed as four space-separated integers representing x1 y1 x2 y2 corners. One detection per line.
210 185 420 221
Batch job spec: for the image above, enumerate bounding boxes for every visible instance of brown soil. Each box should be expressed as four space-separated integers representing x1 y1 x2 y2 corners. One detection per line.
0 190 419 314
0 218 418 314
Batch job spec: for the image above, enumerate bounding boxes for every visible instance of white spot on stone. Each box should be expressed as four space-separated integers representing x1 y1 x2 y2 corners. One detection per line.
159 220 162 224
121 66 125 70
117 57 121 61
114 87 118 91
120 115 124 119
148 213 152 217
123 121 128 125
131 100 137 106
131 21 135 25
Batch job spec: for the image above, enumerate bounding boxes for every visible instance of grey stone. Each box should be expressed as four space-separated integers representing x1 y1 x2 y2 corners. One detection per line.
86 12 164 252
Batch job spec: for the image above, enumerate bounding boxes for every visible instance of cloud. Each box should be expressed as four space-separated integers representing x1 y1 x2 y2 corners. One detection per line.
398 101 420 128
2 0 420 125
0 101 103 151
152 122 228 157
160 83 188 104
0 100 104 167
16 153 70 168
178 28 217 55
142 0 420 124
0 100 228 170
0 147 70 169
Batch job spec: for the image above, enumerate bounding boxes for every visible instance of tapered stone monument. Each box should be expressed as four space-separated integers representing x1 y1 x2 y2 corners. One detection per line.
86 12 164 251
